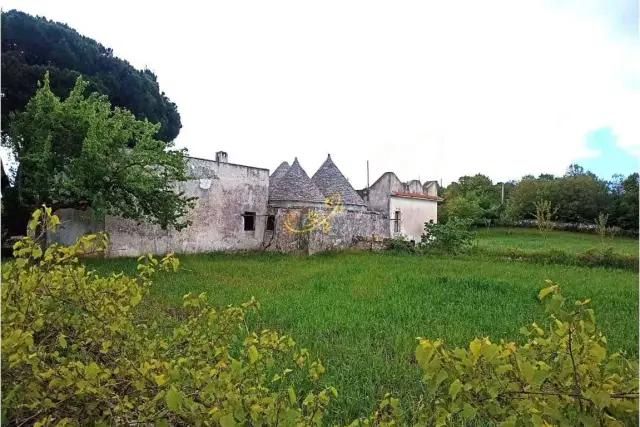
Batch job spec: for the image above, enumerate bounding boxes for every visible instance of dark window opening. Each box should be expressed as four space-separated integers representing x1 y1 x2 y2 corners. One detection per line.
244 211 255 231
266 215 275 231
394 210 401 233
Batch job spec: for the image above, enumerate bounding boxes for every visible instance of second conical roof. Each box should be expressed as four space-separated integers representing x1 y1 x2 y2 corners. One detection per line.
312 155 365 205
269 158 325 203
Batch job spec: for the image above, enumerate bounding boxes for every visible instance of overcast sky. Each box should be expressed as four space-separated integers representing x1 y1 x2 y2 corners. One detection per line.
2 0 638 188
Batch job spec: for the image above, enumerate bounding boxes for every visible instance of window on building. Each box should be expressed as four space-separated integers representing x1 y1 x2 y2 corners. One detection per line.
244 211 256 231
266 215 275 231
394 210 401 233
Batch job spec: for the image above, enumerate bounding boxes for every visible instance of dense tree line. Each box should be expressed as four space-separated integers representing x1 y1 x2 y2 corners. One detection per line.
1 72 194 240
1 10 188 242
439 164 639 232
1 9 181 143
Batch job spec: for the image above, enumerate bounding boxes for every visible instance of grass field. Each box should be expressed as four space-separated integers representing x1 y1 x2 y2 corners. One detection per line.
90 242 639 424
475 227 639 255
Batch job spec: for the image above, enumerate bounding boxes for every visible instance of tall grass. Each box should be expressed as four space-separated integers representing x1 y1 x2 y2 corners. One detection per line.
475 227 639 255
89 251 639 424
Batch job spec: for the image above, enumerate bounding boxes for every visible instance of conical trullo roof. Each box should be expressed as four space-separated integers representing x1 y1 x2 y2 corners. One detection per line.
269 161 290 198
269 158 325 203
312 154 366 206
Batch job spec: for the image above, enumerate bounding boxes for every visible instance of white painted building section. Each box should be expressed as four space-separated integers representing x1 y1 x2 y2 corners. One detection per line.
389 195 438 242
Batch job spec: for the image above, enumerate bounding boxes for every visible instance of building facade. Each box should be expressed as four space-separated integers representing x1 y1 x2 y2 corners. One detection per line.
48 152 441 256
358 172 443 242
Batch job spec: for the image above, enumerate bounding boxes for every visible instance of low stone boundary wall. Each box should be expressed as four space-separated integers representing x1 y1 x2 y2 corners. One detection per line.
496 219 638 238
351 235 391 251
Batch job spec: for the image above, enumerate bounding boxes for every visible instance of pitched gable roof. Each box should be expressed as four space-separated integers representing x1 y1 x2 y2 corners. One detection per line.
269 158 325 203
312 155 365 206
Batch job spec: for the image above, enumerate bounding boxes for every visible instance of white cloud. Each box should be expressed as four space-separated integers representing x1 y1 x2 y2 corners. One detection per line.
2 0 638 187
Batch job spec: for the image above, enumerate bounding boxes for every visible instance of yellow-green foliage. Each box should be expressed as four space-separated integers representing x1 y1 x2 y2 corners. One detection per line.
2 207 335 426
407 282 639 426
2 207 638 426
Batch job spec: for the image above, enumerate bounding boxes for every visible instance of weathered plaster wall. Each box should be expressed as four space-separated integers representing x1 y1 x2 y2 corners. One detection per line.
366 173 393 213
105 159 270 257
406 180 422 194
47 208 105 246
424 182 439 197
48 158 270 257
388 174 412 193
389 196 438 242
266 207 388 255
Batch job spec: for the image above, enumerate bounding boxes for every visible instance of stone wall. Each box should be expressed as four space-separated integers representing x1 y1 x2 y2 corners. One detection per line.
502 219 640 238
351 235 391 251
48 157 270 257
45 156 406 257
46 208 105 246
265 206 389 255
106 159 270 257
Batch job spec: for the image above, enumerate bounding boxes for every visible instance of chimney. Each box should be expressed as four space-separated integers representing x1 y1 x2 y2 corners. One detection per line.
215 151 228 163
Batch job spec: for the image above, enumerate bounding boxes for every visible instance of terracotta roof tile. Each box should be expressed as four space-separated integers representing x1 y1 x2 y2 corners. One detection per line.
391 191 443 201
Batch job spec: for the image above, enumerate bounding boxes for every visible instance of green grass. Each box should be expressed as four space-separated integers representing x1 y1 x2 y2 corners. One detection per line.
89 251 639 424
475 227 639 255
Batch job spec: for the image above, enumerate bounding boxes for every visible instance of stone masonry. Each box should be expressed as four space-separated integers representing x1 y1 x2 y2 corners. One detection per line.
48 151 439 257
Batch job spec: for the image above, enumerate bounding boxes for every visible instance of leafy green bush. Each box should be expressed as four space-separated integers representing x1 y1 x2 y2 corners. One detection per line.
384 282 639 426
2 207 336 426
386 235 419 254
420 217 476 254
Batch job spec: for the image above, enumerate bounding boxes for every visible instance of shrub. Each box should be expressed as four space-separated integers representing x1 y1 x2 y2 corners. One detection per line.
389 282 639 426
1 207 336 426
386 235 419 254
420 217 475 254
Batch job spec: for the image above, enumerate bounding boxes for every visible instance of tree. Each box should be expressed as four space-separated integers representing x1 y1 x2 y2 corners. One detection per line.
1 9 181 142
439 197 485 225
3 72 195 230
565 163 585 177
533 199 558 243
499 198 522 234
553 172 610 223
441 165 636 232
595 213 609 248
610 173 639 231
442 174 502 225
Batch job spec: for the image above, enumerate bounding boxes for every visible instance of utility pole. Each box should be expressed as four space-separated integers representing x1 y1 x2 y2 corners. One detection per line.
366 161 370 190
501 182 505 204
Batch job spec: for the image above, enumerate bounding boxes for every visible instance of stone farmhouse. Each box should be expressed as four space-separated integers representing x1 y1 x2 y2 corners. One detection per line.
50 152 443 256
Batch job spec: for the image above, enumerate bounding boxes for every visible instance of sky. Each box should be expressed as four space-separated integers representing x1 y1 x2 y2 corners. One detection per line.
1 0 638 188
